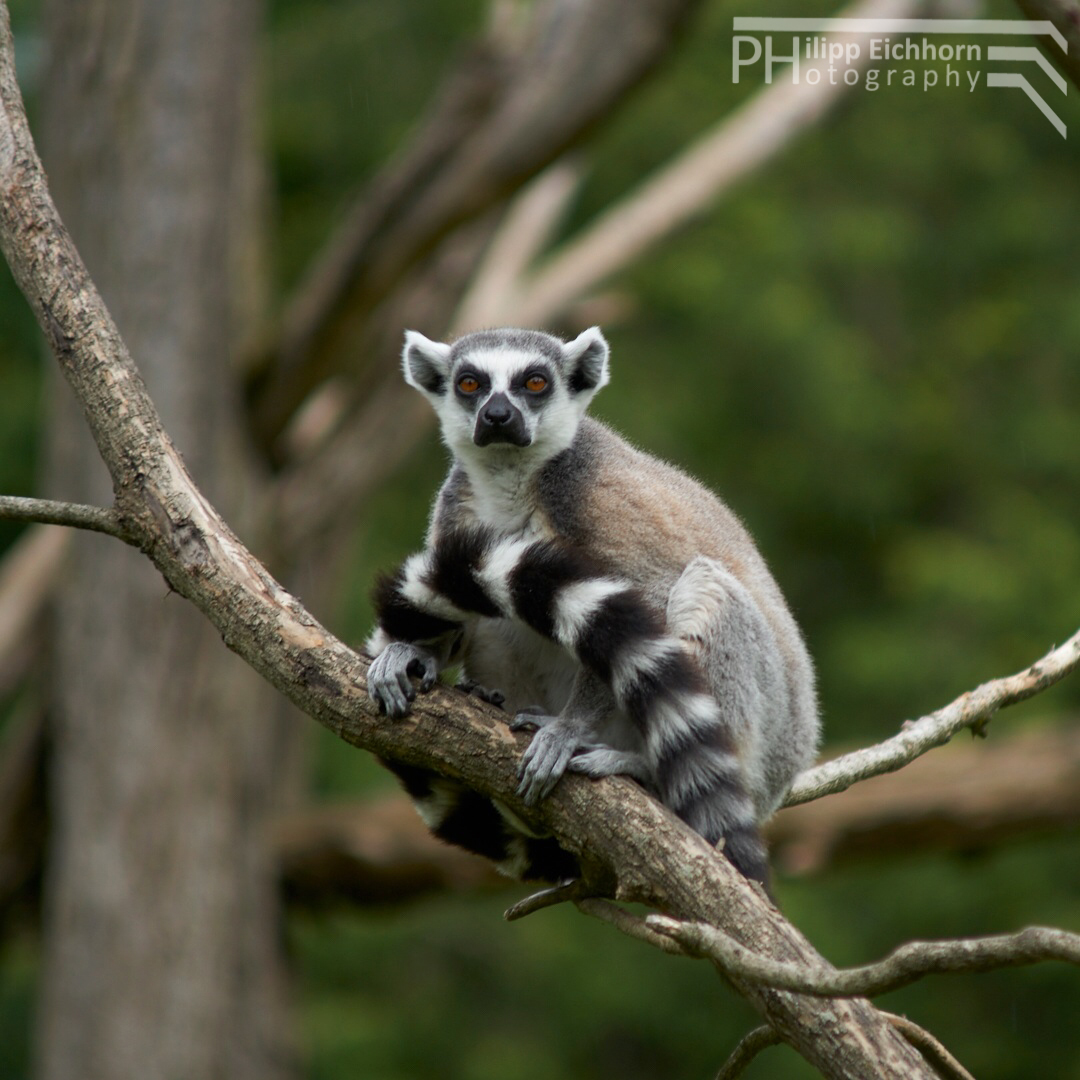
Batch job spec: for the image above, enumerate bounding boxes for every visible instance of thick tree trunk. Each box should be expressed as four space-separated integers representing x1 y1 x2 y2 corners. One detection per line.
34 2 296 1078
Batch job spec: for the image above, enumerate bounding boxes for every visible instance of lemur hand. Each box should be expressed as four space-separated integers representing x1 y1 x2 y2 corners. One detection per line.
368 642 439 718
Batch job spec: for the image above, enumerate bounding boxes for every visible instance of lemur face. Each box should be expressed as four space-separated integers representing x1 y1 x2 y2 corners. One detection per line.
402 327 610 463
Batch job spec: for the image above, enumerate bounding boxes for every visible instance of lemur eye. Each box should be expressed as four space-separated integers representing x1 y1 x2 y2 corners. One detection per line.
457 374 480 394
525 374 548 393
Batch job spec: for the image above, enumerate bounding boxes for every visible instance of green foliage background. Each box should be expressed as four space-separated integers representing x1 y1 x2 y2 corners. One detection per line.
1 0 1078 1076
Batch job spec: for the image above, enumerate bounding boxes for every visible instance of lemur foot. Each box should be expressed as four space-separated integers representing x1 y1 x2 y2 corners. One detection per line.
568 747 653 786
368 642 439 718
508 706 557 731
514 714 589 805
455 677 506 710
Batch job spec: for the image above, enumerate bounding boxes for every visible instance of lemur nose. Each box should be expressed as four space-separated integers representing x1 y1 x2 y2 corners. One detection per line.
482 397 513 425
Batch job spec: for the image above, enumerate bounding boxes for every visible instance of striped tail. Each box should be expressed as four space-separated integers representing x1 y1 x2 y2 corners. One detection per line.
375 526 769 884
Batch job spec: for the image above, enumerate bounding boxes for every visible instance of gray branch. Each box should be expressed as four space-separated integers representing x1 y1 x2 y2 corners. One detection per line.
882 1012 977 1080
0 496 128 540
712 1025 783 1080
784 628 1080 807
646 915 1080 997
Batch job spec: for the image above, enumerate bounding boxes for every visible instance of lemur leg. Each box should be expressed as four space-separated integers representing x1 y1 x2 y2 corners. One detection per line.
566 746 652 785
512 669 650 804
664 555 788 829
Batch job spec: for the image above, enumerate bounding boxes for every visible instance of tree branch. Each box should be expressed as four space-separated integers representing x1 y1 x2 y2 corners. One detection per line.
882 1012 977 1080
512 0 927 328
770 723 1080 875
785 629 1080 806
713 1025 783 1080
646 915 1080 997
0 496 127 540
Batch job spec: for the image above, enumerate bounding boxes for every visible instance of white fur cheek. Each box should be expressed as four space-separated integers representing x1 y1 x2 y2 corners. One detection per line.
437 407 481 456
532 392 587 458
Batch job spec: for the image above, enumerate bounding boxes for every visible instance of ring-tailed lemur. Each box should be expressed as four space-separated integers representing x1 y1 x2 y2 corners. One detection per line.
366 326 819 885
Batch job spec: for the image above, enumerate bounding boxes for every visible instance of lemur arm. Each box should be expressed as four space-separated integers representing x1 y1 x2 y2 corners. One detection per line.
366 566 464 718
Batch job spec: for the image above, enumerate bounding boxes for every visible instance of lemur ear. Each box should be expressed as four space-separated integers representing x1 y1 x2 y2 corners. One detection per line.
562 326 610 397
402 330 452 397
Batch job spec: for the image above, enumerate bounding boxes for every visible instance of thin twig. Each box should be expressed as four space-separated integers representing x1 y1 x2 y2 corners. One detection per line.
785 627 1080 806
713 1025 783 1080
646 916 1080 997
0 496 127 540
884 1012 977 1080
503 878 594 921
575 897 690 956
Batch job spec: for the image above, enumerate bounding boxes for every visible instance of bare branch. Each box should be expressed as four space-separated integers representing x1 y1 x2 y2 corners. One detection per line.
452 158 583 333
883 1012 977 1080
785 628 1080 806
646 915 1080 997
0 496 127 539
713 1025 783 1080
503 878 594 922
576 897 691 957
769 724 1080 876
513 0 927 328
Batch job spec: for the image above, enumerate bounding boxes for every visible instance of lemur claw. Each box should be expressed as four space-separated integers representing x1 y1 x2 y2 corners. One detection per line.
456 677 506 710
368 642 439 719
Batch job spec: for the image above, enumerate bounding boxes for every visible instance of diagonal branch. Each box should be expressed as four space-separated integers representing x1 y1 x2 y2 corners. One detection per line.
785 628 1080 806
512 0 927 328
882 1013 977 1080
713 1025 783 1080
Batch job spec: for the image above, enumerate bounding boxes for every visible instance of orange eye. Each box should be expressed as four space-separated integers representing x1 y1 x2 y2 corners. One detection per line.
525 374 548 393
457 375 480 394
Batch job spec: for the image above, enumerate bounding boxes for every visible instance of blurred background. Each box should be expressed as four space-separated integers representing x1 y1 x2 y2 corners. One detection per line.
0 0 1078 1077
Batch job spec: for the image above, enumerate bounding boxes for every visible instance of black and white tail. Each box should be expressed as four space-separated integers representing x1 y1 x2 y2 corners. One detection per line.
373 525 769 884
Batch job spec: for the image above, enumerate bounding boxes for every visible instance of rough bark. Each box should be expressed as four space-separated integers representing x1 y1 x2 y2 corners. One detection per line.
31 2 296 1079
0 12 937 1072
277 720 1080 903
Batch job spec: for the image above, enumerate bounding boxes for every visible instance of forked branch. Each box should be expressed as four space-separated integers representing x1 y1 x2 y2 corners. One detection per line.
645 914 1080 997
